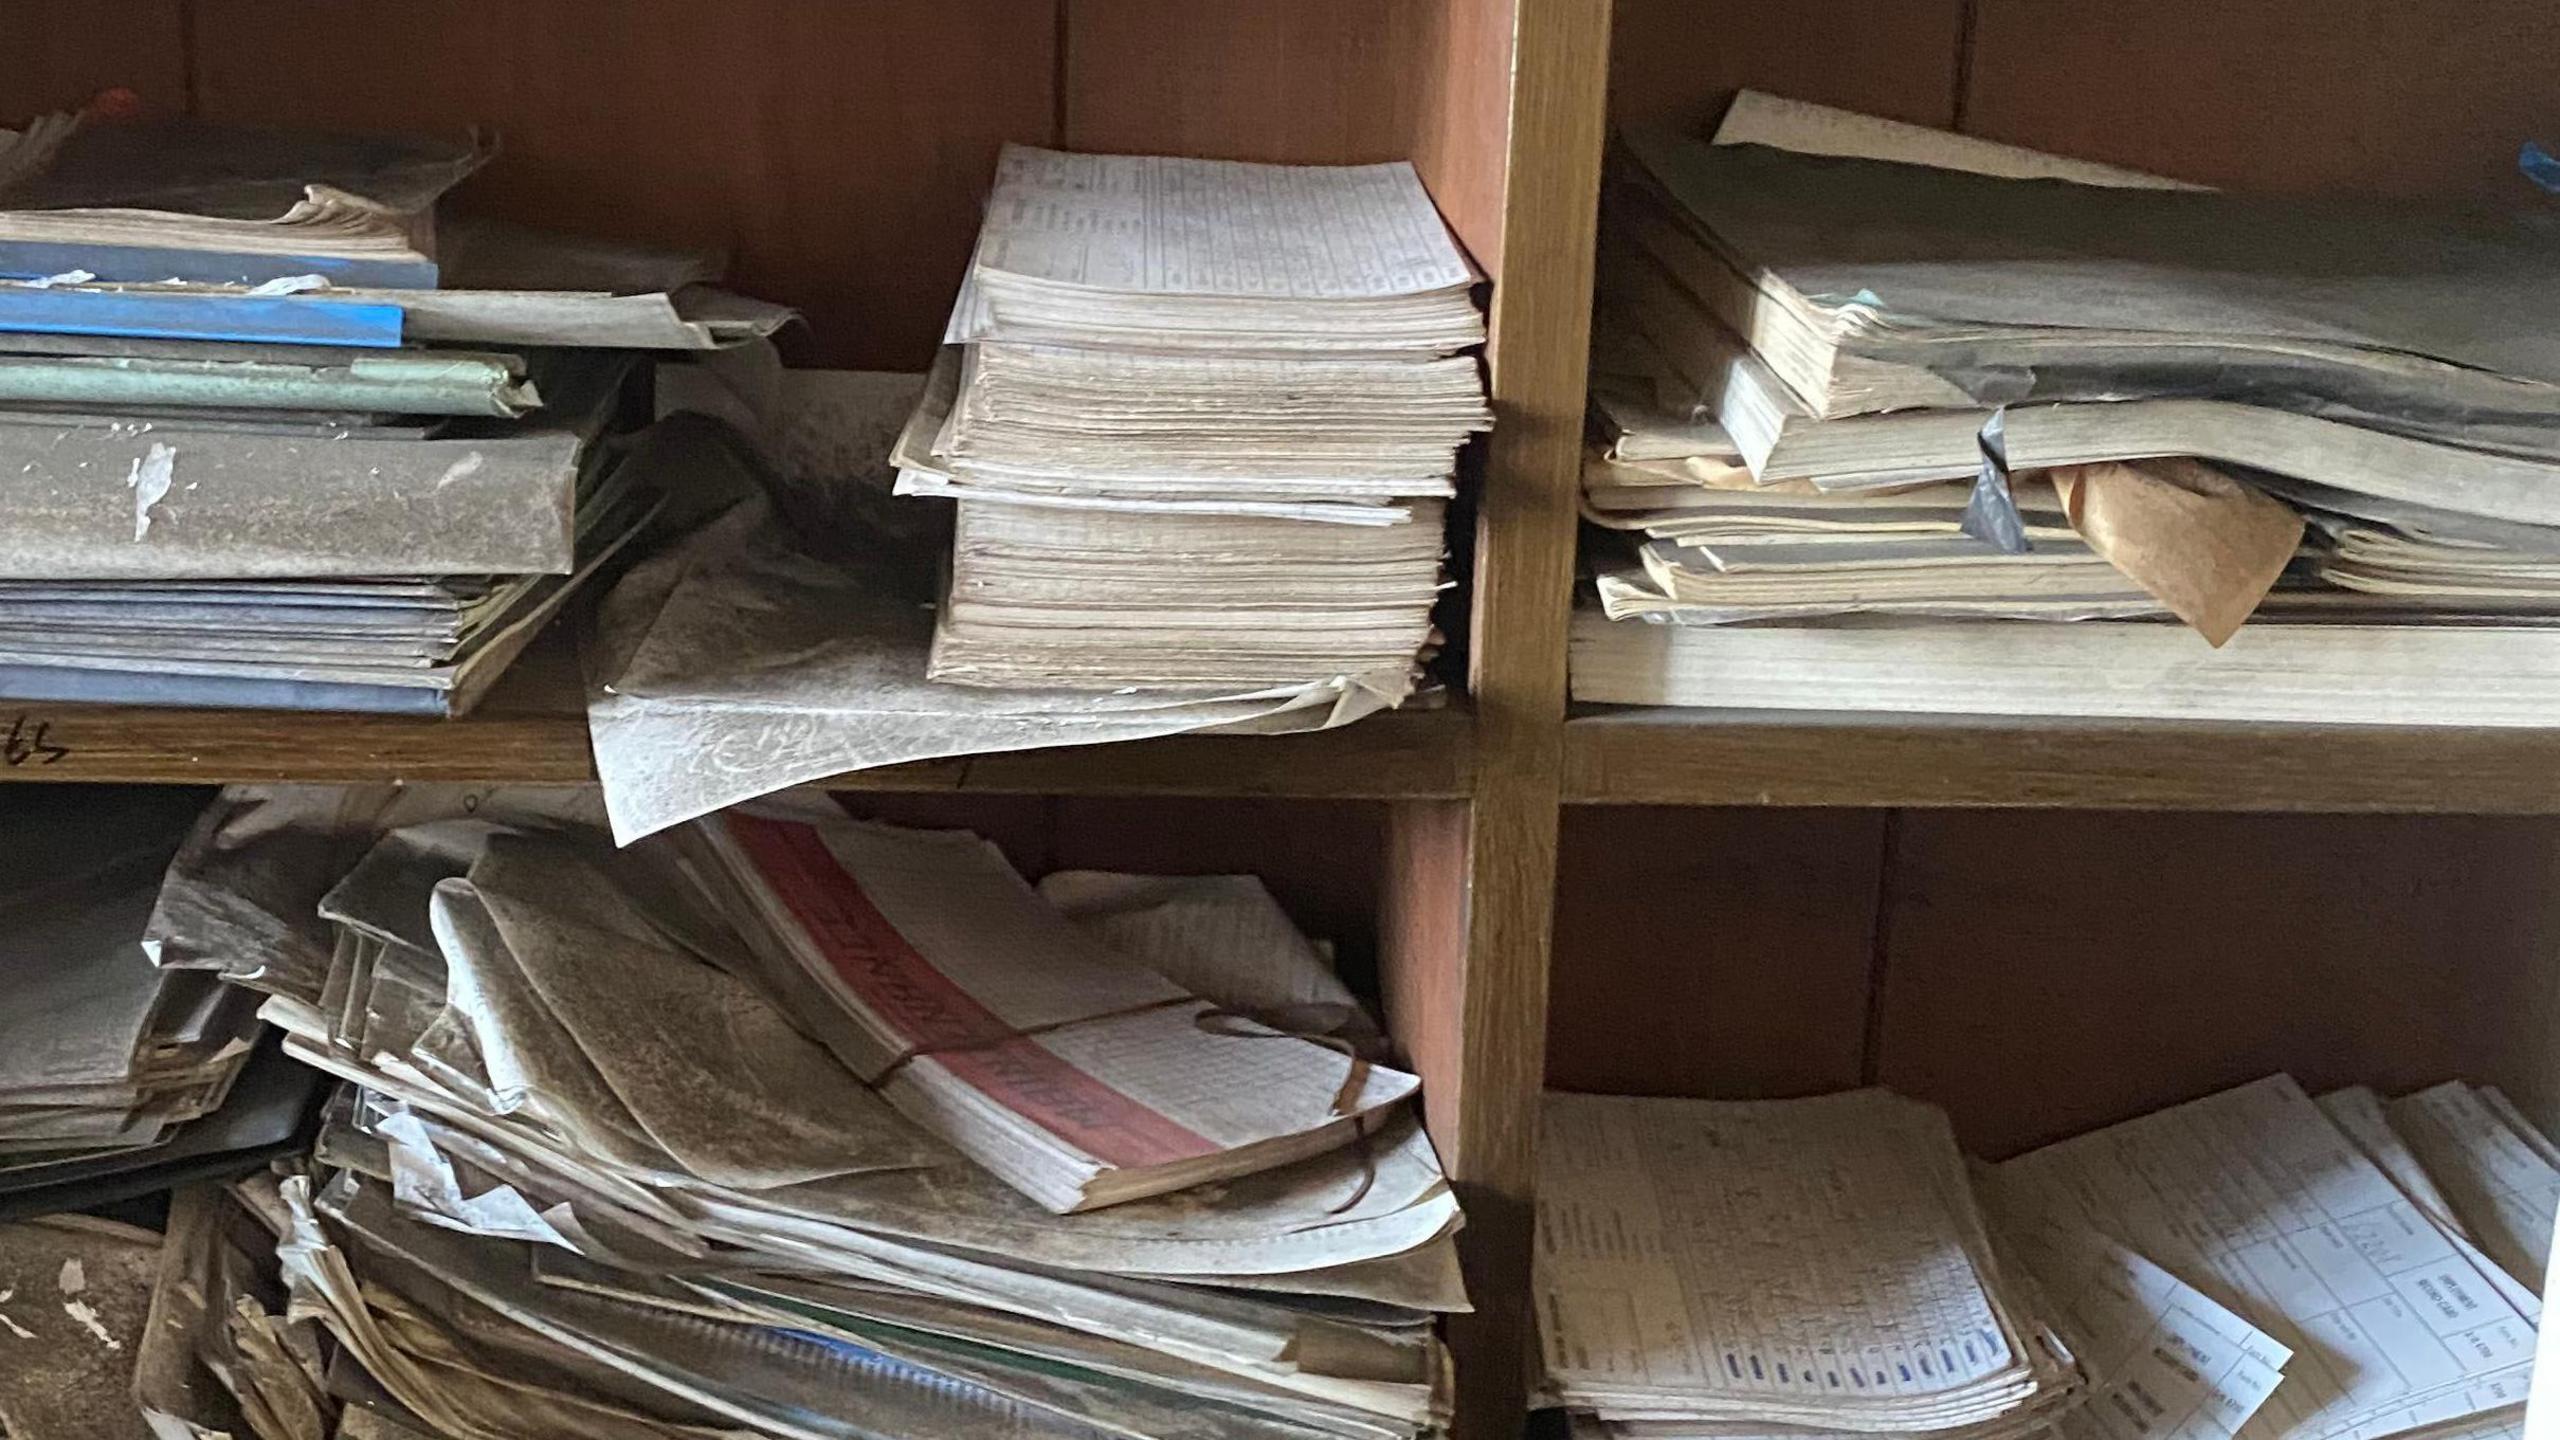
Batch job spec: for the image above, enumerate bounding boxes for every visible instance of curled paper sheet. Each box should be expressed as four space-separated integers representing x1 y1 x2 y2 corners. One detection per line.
584 493 1406 845
377 1107 595 1255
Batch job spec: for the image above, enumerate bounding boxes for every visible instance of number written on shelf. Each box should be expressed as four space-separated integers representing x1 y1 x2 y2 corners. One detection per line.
3 714 69 767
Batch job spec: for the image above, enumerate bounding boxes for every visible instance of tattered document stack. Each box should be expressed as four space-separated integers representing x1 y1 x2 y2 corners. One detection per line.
586 397 1421 843
0 787 316 1221
1586 465 2166 624
1573 92 2560 724
0 112 793 714
902 144 1488 696
682 802 1420 1212
1994 1075 2537 1440
143 784 1466 1439
1534 1090 2090 1440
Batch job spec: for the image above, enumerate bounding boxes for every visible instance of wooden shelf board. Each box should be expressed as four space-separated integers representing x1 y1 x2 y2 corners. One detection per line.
1563 707 2560 813
0 657 1475 798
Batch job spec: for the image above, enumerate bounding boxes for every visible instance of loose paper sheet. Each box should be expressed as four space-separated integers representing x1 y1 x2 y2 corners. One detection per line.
2317 1088 2480 1249
2046 459 2302 646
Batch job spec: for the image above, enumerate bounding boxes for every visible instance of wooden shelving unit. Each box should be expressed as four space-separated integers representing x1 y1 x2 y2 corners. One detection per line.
3 6 1604 1437
13 3 2560 1438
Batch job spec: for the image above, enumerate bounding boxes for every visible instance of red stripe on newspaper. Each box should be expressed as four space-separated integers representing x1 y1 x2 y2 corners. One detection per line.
720 814 1220 1170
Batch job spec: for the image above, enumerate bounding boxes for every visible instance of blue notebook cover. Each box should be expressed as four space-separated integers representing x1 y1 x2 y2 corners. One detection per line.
0 239 439 290
0 663 450 715
0 286 405 347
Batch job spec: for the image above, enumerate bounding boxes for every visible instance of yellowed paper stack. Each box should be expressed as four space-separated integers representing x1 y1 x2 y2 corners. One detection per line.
1534 1090 2097 1440
682 799 1422 1214
155 785 1465 1439
1574 92 2560 719
904 144 1489 695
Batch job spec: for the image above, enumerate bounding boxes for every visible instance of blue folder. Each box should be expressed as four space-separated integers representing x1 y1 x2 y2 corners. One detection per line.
0 286 405 348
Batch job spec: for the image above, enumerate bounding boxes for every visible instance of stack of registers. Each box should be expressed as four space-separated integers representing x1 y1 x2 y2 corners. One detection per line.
0 786 319 1222
1539 1074 2550 1440
130 784 1465 1440
0 108 790 714
898 144 1489 699
1573 91 2560 727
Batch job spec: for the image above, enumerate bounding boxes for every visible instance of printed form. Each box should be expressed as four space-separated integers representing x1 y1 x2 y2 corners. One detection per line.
2386 1084 2560 1300
1998 1216 2291 1440
1997 1076 2534 1440
1535 1090 2030 1416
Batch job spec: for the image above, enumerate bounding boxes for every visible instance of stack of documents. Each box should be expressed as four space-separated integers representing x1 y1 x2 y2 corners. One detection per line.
588 380 1415 844
900 144 1488 695
0 112 483 286
1574 92 2560 723
1535 1090 2087 1440
1541 1075 2551 1440
0 114 794 714
0 787 316 1222
1570 613 2560 727
1587 469 2165 624
1993 1075 2537 1440
680 801 1422 1212
148 785 1465 1439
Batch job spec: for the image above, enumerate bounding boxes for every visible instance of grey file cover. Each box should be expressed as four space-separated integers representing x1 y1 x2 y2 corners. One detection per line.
1634 134 2560 383
0 418 583 578
1624 130 2560 441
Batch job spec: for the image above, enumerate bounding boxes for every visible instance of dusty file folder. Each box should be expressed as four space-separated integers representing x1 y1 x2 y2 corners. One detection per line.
171 795 1463 1440
0 114 485 288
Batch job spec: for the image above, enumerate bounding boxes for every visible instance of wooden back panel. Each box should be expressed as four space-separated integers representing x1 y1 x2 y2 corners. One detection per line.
1546 806 1879 1098
1873 811 2560 1156
1965 1 2560 200
1603 0 2556 201
4 0 1525 367
1610 0 1963 132
1547 806 2560 1157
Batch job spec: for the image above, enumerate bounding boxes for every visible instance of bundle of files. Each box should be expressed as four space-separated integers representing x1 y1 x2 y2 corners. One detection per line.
1538 1074 2551 1440
896 144 1489 698
0 109 790 714
0 786 317 1222
1535 1089 2086 1440
136 784 1465 1440
583 401 1433 842
1572 92 2560 727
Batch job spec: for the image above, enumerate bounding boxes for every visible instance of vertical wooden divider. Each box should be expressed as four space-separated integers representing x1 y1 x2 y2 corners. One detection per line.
1375 0 1611 1434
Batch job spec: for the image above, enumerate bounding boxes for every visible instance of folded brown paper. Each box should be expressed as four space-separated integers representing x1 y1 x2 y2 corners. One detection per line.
2048 458 2303 646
